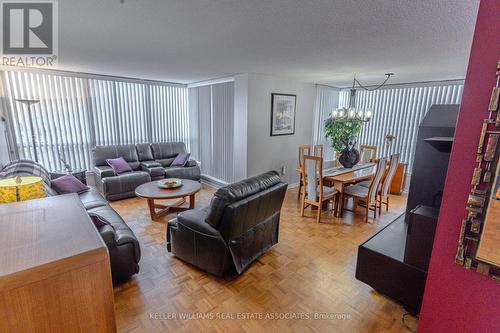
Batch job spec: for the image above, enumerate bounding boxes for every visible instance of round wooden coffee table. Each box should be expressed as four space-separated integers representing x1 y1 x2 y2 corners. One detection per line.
135 179 202 220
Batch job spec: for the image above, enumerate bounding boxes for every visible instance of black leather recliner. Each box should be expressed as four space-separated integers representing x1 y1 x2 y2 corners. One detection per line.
167 171 288 276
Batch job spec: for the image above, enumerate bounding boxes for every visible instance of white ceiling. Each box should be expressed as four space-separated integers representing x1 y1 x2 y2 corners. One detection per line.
57 0 479 86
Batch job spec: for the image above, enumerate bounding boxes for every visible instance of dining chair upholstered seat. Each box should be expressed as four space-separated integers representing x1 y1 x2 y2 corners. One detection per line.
319 186 337 197
343 184 369 197
357 180 371 188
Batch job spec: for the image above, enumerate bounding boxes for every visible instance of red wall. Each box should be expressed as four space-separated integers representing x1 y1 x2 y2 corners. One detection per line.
418 1 500 332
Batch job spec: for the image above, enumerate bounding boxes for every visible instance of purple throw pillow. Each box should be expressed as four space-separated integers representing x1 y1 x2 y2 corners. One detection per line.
51 174 89 194
171 153 191 167
106 157 132 174
88 213 113 228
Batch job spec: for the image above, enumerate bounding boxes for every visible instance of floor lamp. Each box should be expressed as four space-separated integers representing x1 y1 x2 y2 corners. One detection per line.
16 99 41 163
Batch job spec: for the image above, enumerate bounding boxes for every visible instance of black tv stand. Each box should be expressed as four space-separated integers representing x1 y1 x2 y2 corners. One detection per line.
355 213 428 314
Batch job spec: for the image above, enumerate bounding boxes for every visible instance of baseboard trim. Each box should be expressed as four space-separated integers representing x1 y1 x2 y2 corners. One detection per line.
201 174 228 189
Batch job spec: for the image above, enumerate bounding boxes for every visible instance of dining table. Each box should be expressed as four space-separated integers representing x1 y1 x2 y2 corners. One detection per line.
295 161 377 218
323 162 376 217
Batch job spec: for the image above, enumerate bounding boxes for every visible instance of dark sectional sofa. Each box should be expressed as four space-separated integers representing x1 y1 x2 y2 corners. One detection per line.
93 141 201 201
79 188 141 283
0 160 141 283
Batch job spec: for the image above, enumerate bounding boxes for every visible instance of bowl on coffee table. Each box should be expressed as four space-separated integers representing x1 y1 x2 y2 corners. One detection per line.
158 178 182 189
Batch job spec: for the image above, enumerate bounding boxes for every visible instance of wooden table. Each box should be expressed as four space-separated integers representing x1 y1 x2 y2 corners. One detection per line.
295 161 375 179
324 163 376 217
135 179 201 220
0 194 116 333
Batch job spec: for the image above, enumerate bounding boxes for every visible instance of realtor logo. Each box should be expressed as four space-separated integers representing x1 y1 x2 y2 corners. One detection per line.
1 0 58 66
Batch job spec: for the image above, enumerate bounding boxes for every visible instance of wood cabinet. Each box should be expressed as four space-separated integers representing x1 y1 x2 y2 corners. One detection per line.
0 194 116 333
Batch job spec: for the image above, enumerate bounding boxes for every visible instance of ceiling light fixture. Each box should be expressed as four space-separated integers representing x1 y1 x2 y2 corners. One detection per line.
331 73 394 122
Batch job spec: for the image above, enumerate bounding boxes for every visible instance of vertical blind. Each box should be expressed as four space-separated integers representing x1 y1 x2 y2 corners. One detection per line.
211 82 234 183
338 82 464 172
1 70 189 171
312 85 340 161
189 81 235 184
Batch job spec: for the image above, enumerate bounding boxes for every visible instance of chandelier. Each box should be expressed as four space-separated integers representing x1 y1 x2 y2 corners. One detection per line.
331 73 394 122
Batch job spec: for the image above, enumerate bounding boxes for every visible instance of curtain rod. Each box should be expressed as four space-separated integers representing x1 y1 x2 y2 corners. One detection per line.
334 78 465 90
0 65 187 87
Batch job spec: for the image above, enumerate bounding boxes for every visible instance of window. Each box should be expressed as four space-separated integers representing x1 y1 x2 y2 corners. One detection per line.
1 70 189 171
337 82 463 172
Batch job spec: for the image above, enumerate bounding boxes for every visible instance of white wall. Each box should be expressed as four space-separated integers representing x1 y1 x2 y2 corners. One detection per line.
246 73 316 185
190 73 317 186
233 74 248 181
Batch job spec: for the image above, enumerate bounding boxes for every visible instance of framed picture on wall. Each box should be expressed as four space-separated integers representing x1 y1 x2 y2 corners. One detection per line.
271 93 296 136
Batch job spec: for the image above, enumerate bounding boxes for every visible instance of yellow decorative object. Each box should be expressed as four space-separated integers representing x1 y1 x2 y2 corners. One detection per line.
0 176 47 204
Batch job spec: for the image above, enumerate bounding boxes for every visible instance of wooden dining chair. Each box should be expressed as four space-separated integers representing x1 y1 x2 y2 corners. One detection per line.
378 153 400 214
297 144 323 200
300 155 339 223
360 145 377 163
297 145 312 200
341 157 387 223
313 144 323 158
358 153 401 215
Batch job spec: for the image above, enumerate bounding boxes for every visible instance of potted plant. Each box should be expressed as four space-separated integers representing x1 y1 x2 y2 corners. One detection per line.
324 113 364 168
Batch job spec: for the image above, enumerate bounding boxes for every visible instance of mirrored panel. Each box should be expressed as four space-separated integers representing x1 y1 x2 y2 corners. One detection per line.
455 60 500 280
476 161 500 266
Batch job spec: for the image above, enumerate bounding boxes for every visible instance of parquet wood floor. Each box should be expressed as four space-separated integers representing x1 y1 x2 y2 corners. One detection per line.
111 185 415 333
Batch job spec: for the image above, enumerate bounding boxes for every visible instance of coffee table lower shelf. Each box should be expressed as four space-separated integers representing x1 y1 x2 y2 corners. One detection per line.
146 194 195 220
135 179 202 221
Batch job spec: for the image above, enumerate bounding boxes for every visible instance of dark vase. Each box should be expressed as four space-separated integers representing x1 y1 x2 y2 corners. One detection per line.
338 148 360 168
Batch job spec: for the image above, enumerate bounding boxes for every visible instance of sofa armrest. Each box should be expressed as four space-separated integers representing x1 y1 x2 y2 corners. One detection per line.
140 160 161 168
186 159 198 167
167 209 229 276
140 161 165 179
98 224 117 247
176 209 220 237
167 209 221 249
94 165 115 178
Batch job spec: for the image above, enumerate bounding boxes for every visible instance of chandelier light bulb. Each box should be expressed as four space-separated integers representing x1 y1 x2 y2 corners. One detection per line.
332 109 339 118
338 109 345 118
348 109 356 118
365 110 373 119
